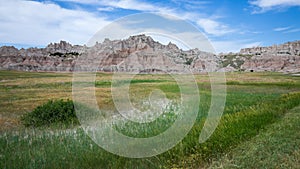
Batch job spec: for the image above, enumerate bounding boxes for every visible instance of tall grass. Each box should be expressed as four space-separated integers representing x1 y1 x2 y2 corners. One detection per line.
170 92 300 168
1 71 300 168
1 92 300 168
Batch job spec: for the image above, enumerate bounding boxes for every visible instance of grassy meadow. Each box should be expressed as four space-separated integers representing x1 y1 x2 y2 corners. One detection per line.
0 70 300 168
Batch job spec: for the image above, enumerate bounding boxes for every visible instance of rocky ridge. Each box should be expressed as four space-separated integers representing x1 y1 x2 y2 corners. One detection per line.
219 41 300 73
0 35 299 73
0 35 219 72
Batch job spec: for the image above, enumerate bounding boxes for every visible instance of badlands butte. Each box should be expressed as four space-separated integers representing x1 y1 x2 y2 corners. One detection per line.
0 34 299 73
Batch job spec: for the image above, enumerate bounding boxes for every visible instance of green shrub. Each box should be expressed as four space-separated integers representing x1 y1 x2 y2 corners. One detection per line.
21 99 79 127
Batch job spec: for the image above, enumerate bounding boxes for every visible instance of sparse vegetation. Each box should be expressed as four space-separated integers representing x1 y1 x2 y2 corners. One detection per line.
221 54 253 70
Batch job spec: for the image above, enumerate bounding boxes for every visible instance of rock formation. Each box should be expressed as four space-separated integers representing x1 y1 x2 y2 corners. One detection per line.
0 35 299 73
219 41 300 73
0 35 220 73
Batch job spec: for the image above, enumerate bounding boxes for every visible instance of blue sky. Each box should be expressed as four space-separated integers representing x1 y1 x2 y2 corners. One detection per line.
0 0 300 53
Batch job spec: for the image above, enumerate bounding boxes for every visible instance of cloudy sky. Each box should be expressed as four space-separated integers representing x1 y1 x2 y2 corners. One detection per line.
0 0 300 53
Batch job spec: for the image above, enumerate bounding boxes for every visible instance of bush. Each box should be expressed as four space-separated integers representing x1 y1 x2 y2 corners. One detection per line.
21 99 79 127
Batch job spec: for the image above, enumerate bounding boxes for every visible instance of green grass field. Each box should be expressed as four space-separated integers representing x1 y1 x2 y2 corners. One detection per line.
0 70 299 168
210 105 300 168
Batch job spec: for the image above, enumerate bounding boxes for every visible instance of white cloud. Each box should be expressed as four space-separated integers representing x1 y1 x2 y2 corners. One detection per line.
99 0 236 36
197 18 235 36
57 0 236 37
0 0 237 49
58 0 175 14
0 0 110 46
274 26 291 31
273 26 300 33
284 28 300 33
171 0 211 10
56 0 100 4
97 6 115 11
250 0 300 13
100 0 161 11
98 0 189 21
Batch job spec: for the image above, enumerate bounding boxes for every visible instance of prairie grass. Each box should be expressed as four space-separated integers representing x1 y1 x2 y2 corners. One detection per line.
0 70 300 168
209 105 300 168
1 92 299 168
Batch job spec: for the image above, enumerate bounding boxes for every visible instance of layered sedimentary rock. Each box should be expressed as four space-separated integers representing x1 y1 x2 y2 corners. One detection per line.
0 35 219 73
0 35 299 73
0 41 84 71
240 41 300 56
219 41 300 73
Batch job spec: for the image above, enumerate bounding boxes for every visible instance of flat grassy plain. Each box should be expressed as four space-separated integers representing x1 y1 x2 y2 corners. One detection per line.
0 70 300 168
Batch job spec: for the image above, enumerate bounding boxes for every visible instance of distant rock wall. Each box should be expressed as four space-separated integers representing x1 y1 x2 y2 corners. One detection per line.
0 41 84 71
240 41 300 56
0 35 220 73
219 41 300 73
0 36 299 73
241 55 300 73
